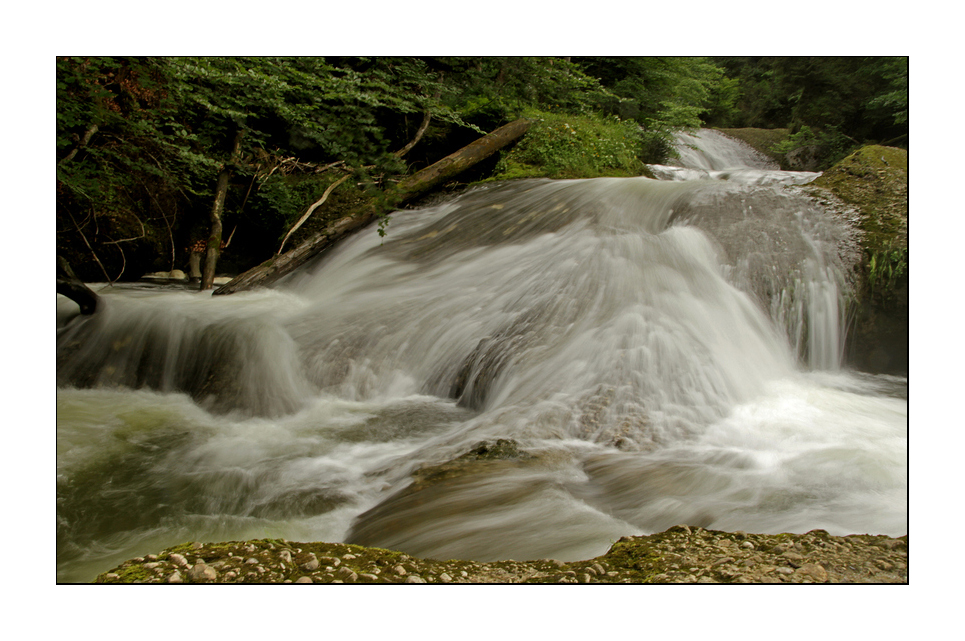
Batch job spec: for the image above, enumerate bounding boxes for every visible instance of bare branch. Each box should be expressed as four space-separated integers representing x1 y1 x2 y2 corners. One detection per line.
277 173 351 255
58 124 99 165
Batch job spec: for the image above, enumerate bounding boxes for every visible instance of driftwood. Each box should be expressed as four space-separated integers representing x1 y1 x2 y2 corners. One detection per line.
213 118 533 296
57 256 99 314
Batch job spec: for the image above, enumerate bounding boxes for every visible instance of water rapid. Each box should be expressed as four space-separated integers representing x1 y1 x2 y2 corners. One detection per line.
56 130 906 582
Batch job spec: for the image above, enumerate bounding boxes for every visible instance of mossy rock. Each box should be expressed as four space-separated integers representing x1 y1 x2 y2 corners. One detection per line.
807 145 908 374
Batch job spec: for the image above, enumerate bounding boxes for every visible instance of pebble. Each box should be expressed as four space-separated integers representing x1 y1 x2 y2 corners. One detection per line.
439 573 453 583
300 555 320 572
319 556 341 568
169 553 189 568
295 576 313 583
246 557 260 565
279 550 292 564
167 571 183 583
405 576 427 584
591 564 606 576
741 541 755 550
392 565 407 576
336 567 358 583
797 563 828 583
187 562 218 582
359 573 379 581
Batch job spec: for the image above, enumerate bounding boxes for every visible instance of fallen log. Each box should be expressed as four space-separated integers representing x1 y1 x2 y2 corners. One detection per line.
393 117 533 202
213 118 533 296
57 256 99 314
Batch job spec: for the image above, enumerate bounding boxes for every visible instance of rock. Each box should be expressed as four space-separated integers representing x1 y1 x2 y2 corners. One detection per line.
168 553 189 568
319 556 340 568
591 563 606 576
299 554 320 571
405 575 427 583
439 573 453 583
167 571 183 583
784 144 824 172
187 562 218 582
797 563 829 583
279 550 292 564
336 567 358 583
295 576 313 583
392 565 407 576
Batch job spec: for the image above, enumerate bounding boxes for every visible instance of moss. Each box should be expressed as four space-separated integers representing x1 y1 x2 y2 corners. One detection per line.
597 536 667 582
809 145 908 303
96 562 154 583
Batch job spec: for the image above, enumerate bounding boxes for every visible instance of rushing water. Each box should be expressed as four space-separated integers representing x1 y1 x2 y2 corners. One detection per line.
56 129 907 582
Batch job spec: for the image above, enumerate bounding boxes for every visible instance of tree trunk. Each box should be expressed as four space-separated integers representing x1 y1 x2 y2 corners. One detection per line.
201 128 245 290
213 118 532 296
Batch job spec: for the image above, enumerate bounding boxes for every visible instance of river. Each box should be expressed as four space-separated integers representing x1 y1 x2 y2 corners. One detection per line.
56 129 907 582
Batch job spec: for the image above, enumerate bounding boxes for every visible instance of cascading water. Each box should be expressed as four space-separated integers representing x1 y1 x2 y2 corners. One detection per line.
56 129 906 582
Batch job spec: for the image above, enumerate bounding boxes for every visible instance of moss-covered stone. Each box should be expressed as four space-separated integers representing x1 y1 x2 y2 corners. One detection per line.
805 145 908 373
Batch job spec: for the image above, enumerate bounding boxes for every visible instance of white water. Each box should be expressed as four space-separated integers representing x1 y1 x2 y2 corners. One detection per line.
56 131 906 582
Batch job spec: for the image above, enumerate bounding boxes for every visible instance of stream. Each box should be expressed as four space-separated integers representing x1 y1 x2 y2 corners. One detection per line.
56 129 907 582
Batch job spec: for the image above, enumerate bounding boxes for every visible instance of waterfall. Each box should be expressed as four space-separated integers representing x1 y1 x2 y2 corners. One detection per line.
56 130 906 581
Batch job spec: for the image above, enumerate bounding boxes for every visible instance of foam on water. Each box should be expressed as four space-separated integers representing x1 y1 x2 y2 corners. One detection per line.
56 141 905 581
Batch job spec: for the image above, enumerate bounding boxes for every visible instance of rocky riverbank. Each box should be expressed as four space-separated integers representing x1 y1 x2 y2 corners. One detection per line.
94 526 907 584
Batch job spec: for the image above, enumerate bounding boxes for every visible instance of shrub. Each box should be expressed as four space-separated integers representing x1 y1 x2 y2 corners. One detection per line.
489 112 648 180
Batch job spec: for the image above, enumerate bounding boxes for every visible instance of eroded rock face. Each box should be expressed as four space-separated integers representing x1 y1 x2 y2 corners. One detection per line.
94 527 908 584
784 144 824 172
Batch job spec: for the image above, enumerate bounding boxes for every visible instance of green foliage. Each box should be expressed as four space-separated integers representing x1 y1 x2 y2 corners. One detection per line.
58 56 908 282
868 240 908 298
712 57 908 146
490 111 647 180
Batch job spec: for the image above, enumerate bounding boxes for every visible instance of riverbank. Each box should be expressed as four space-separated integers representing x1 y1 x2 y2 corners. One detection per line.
94 526 907 584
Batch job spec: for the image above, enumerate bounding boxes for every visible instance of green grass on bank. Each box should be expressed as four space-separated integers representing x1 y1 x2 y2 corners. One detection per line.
487 112 654 181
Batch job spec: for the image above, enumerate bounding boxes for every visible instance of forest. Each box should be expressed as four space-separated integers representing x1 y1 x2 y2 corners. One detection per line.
56 56 908 286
